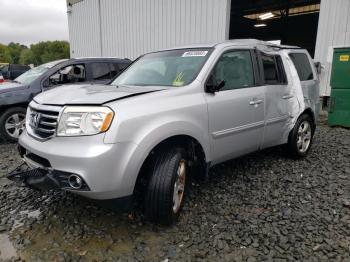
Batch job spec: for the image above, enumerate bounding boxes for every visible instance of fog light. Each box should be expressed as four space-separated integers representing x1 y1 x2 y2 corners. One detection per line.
68 174 83 189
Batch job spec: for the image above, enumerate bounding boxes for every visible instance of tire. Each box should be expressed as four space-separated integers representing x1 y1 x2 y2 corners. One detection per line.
0 107 26 143
145 147 188 225
287 114 314 158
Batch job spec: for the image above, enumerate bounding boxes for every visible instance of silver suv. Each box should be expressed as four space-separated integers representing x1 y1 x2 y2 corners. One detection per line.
9 40 320 225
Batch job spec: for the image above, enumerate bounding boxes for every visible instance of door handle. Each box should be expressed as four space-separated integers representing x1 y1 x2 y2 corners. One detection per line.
249 99 263 105
282 94 294 99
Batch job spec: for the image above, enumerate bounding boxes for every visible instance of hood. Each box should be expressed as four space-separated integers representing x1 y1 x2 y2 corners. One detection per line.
0 81 28 94
34 84 163 105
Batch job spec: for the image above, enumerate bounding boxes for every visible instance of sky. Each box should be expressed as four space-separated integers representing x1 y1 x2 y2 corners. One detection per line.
0 0 69 46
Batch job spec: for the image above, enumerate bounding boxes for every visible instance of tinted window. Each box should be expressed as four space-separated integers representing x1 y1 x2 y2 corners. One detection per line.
0 65 9 73
211 50 255 91
262 55 279 84
289 53 314 81
119 63 129 70
109 63 120 78
11 65 28 70
275 55 287 84
91 63 111 80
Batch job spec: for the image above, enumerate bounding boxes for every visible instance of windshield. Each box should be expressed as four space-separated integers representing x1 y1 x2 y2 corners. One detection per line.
0 65 8 73
112 48 212 87
15 60 66 85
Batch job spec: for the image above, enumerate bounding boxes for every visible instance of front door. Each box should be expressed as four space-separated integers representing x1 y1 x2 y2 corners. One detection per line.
205 50 265 164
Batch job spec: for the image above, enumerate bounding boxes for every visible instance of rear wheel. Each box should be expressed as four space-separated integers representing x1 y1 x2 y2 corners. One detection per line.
287 114 314 158
145 147 187 225
0 107 26 142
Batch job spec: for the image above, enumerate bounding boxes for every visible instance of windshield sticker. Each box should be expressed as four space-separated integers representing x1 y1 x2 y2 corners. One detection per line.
182 51 208 57
173 72 184 86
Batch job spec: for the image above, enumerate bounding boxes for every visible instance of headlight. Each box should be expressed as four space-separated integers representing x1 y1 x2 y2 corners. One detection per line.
57 106 114 136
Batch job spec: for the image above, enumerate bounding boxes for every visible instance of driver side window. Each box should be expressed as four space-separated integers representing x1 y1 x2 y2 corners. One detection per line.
46 64 86 87
211 50 255 91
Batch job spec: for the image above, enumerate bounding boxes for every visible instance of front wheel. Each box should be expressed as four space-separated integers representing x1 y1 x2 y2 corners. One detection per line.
0 107 26 143
287 114 314 158
145 147 187 225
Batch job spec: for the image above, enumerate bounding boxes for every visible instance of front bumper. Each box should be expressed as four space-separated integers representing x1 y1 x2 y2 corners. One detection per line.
17 130 140 200
7 163 90 191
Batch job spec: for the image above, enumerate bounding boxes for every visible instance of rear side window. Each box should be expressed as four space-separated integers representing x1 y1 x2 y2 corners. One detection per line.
91 62 111 80
261 55 278 84
289 53 314 81
275 56 287 84
261 54 287 84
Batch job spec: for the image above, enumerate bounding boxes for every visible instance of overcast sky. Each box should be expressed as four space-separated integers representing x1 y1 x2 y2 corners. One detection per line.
0 0 69 46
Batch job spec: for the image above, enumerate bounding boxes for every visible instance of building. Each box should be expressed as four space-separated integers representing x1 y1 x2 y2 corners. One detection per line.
66 0 350 97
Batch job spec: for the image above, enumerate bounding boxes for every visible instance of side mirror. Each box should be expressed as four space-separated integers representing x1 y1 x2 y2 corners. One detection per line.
205 75 225 93
314 62 322 74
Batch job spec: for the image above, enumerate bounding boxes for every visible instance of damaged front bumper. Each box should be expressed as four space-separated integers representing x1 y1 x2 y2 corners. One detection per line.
7 163 90 191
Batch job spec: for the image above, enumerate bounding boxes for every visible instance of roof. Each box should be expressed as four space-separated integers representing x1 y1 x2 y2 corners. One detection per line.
158 39 301 52
71 57 130 61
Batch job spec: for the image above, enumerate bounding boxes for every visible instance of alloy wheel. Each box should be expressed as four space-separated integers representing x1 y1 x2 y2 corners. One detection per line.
173 159 186 214
5 113 26 139
297 121 312 153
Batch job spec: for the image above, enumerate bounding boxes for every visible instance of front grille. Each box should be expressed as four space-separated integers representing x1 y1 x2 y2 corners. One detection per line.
28 104 61 140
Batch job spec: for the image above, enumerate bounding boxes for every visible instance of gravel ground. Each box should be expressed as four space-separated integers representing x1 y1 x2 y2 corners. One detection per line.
0 123 350 261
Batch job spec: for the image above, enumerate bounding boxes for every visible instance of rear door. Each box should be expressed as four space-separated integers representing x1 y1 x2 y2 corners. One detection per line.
260 53 291 148
205 49 265 164
289 52 319 116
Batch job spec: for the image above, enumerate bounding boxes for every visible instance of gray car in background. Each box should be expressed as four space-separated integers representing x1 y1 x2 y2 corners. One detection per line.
10 39 320 225
0 57 131 142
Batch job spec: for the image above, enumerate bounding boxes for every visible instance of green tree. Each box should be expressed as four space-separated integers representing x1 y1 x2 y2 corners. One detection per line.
0 44 12 63
7 42 27 64
30 41 70 65
41 41 70 63
0 41 70 66
19 49 34 65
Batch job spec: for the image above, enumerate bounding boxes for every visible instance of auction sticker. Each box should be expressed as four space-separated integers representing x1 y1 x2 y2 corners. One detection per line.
182 51 208 57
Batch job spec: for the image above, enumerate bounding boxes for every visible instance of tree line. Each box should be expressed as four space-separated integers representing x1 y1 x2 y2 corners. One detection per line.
0 41 70 66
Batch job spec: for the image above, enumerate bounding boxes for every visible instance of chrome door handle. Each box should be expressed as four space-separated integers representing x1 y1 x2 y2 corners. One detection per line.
282 94 294 99
249 99 263 105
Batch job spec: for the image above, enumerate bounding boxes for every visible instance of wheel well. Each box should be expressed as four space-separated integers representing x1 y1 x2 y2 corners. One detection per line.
133 135 207 196
0 103 28 114
302 108 316 129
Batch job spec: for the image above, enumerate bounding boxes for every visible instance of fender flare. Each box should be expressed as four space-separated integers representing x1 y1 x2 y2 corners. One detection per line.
120 121 210 192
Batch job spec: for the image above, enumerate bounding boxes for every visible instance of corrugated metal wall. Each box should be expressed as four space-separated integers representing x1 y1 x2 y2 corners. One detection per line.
68 0 231 60
314 0 350 96
68 0 102 57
